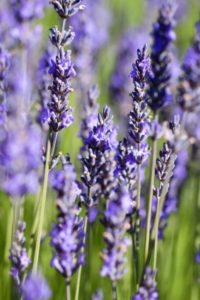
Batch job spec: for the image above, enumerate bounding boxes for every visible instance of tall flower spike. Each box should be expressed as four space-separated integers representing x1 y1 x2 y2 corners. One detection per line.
9 221 31 286
21 272 51 300
101 186 131 281
178 20 200 111
132 268 158 300
48 49 75 132
50 157 85 281
148 1 176 111
80 106 117 211
129 45 151 165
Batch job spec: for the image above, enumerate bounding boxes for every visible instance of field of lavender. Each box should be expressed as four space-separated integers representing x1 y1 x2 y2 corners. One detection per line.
0 0 200 299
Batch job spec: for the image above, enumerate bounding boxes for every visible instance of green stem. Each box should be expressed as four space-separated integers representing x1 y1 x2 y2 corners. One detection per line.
28 189 42 259
51 132 58 158
66 278 71 300
74 216 88 300
135 164 141 284
112 280 117 300
4 203 14 263
144 136 157 263
33 139 51 271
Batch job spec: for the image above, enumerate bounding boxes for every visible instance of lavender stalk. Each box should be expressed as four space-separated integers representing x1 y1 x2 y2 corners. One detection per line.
145 0 176 263
128 45 151 282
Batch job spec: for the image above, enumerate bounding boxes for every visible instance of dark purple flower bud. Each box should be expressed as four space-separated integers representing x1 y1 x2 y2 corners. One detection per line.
148 1 176 111
48 49 75 132
9 221 31 286
132 268 158 300
128 45 151 165
101 186 131 281
49 26 75 49
50 0 84 19
21 272 51 300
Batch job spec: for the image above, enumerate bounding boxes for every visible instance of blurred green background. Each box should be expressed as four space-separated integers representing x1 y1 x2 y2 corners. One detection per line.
1 0 200 299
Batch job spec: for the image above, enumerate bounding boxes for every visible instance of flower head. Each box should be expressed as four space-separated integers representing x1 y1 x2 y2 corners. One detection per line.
21 272 51 300
9 221 31 286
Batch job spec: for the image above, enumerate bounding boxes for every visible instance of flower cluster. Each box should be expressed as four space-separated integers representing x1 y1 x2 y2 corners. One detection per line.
148 1 176 111
9 221 31 286
70 0 111 90
129 45 151 165
109 27 149 117
80 85 99 141
178 21 200 112
37 46 54 127
0 121 42 197
115 138 136 203
80 106 117 209
101 186 131 281
50 157 85 280
48 0 83 133
132 268 158 300
21 272 51 300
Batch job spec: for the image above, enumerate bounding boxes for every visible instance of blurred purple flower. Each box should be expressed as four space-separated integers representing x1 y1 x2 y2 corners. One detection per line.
21 272 51 300
9 221 31 286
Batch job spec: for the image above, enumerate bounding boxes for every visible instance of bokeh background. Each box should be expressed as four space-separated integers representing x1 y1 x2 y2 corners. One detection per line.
1 0 200 299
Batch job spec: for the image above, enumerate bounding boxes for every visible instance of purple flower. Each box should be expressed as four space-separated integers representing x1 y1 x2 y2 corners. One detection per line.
0 121 42 197
9 221 31 286
148 1 176 111
37 46 54 127
48 49 75 132
132 268 158 300
178 20 200 111
109 27 149 118
159 149 188 238
128 45 151 165
70 0 111 90
21 272 51 300
50 157 84 280
101 186 131 281
50 0 84 19
115 138 136 205
92 290 103 300
79 85 99 141
10 0 47 23
80 106 117 209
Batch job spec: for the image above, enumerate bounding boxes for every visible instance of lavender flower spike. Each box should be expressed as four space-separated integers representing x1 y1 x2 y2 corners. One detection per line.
178 20 200 111
132 268 158 300
129 45 151 165
101 186 131 281
50 157 84 281
9 221 31 286
48 49 75 132
148 1 176 111
21 272 51 300
50 0 84 19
